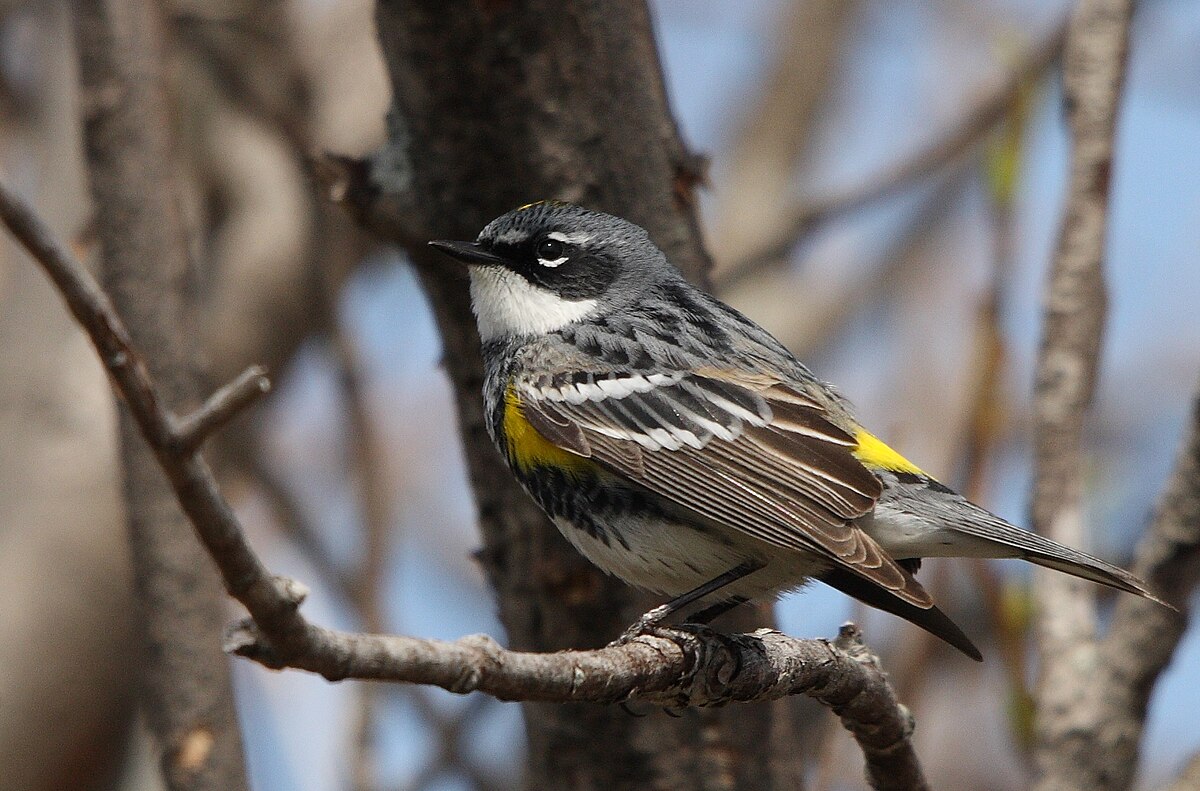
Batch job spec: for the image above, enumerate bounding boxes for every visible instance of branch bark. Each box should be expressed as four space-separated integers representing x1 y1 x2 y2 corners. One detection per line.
1083 386 1200 789
1031 382 1200 791
1029 0 1133 788
71 1 248 788
0 171 929 791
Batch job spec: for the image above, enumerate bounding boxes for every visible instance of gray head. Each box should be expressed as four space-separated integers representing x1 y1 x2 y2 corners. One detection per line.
429 202 677 341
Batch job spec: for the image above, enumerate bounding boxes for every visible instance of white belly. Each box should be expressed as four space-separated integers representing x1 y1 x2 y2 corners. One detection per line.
552 514 827 603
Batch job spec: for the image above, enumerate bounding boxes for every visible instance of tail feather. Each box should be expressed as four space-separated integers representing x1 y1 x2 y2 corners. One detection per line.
818 568 983 661
876 483 1173 609
1021 551 1172 608
954 509 1172 608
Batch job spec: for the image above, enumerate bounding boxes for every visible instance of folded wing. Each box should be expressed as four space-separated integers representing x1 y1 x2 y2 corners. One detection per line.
518 369 934 609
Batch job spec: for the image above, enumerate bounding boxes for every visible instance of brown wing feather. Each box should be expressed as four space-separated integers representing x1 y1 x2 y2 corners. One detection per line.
521 373 933 609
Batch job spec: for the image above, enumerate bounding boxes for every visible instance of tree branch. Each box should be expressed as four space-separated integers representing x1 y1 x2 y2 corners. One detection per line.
1027 381 1200 790
0 173 929 791
1030 0 1134 788
171 365 271 454
225 621 928 791
0 173 298 650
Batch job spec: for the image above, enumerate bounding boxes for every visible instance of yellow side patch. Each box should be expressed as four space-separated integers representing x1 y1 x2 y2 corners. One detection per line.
853 428 925 475
503 388 591 474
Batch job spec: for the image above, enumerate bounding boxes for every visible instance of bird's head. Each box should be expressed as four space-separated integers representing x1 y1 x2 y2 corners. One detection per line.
430 202 674 341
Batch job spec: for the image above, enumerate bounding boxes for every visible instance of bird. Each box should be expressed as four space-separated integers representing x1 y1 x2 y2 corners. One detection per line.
429 201 1163 661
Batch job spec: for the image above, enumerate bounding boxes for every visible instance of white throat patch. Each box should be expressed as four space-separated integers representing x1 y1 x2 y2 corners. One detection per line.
468 266 598 341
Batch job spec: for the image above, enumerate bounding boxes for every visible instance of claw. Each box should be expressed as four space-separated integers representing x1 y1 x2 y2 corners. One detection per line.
610 603 674 646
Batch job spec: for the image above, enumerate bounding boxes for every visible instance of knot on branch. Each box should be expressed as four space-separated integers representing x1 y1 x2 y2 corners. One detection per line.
223 619 282 667
449 633 505 694
220 578 310 670
311 148 417 244
274 575 310 608
834 622 877 665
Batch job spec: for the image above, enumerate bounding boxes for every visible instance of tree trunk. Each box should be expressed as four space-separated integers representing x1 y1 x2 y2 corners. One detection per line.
73 1 249 789
368 1 799 788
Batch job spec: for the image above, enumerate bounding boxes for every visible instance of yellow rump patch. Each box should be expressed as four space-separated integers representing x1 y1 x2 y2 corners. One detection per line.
503 388 591 474
853 428 925 475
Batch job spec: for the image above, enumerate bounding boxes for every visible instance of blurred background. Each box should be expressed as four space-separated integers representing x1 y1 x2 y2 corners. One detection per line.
0 1 1197 789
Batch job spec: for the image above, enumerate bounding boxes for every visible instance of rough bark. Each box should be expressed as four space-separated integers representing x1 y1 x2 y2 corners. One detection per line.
72 1 248 789
364 2 797 788
1081 388 1200 789
1031 384 1200 791
1030 0 1133 788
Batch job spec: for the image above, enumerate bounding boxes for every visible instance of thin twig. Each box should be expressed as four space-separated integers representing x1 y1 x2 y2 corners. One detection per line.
727 167 968 357
716 20 1067 292
0 175 928 791
706 0 855 270
172 366 271 453
0 177 172 444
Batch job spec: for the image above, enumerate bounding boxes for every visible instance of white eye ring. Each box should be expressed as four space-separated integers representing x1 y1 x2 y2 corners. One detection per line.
535 235 568 267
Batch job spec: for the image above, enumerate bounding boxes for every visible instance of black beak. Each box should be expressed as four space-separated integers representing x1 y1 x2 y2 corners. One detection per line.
428 239 508 266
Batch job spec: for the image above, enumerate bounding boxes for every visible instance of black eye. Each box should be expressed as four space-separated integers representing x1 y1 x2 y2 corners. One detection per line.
536 237 565 262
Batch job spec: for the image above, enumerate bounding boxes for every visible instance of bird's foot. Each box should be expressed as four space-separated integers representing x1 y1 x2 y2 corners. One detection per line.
609 603 675 647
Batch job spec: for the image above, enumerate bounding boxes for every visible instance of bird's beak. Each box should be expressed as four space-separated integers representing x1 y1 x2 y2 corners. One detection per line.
428 239 508 267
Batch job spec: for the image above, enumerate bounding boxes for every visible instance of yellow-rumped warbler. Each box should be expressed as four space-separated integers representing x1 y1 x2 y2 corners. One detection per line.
430 201 1162 660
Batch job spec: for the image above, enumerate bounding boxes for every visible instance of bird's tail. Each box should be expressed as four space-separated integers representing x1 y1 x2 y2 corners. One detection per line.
1018 547 1168 606
955 506 1172 609
818 567 983 661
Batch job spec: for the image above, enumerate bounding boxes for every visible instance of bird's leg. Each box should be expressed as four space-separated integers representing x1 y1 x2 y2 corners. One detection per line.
686 595 749 625
612 560 764 645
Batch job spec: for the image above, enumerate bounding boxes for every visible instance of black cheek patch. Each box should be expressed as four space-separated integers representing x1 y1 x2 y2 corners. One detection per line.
546 253 622 301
